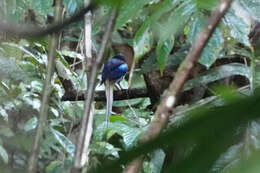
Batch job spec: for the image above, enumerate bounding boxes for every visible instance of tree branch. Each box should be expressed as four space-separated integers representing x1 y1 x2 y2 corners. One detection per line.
0 4 94 38
123 0 234 172
61 88 148 101
76 0 93 169
72 7 118 171
27 0 63 172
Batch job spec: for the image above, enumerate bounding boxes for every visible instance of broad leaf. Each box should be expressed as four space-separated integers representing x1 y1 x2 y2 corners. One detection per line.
183 63 251 91
223 11 250 46
156 35 175 73
155 0 194 72
211 120 260 173
239 0 260 19
0 145 8 164
51 128 75 157
195 0 218 10
150 149 166 173
115 0 151 29
24 117 38 131
95 122 141 149
133 0 180 60
0 57 25 82
64 0 83 16
187 13 224 68
32 0 53 16
133 27 153 60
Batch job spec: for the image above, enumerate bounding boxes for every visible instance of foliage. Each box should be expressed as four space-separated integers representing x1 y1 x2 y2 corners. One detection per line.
0 0 260 172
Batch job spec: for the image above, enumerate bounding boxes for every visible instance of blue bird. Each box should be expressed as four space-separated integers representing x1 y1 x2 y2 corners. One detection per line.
101 53 128 127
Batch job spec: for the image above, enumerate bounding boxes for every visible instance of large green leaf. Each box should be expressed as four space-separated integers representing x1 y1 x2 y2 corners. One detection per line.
195 0 218 10
32 0 53 16
95 122 142 150
2 42 44 69
90 141 120 158
211 120 260 173
0 57 25 82
133 0 180 60
150 149 166 173
0 145 8 164
187 13 224 68
91 91 260 173
158 0 195 40
51 128 75 157
156 35 175 73
64 0 83 16
239 0 260 19
223 11 250 47
183 63 251 91
115 0 151 29
24 117 38 131
133 27 153 60
155 0 194 72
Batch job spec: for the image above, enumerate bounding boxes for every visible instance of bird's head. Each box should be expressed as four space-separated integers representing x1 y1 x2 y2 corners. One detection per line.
114 53 125 61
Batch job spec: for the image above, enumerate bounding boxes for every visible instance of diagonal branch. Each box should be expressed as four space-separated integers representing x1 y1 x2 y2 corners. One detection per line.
123 0 234 172
61 88 148 101
77 0 93 168
27 0 63 172
72 7 119 171
0 4 95 38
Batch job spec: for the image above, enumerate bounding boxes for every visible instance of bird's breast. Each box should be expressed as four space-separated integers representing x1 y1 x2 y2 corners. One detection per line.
118 63 128 72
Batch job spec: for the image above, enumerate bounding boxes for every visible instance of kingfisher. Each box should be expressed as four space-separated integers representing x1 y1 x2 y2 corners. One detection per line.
100 53 128 127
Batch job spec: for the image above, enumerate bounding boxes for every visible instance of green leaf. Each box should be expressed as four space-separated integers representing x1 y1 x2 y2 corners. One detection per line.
155 0 195 72
195 0 218 10
46 161 62 173
133 0 180 60
211 120 260 173
156 35 174 73
1 42 23 60
239 0 260 19
32 0 53 16
2 42 44 69
0 145 8 164
51 128 75 157
187 13 224 68
160 0 195 38
183 63 251 91
133 27 153 60
115 0 151 29
150 149 166 173
223 11 250 46
64 0 83 16
91 92 260 173
90 142 120 158
0 126 14 137
95 122 141 149
24 117 38 132
110 115 128 123
58 50 84 60
0 57 25 82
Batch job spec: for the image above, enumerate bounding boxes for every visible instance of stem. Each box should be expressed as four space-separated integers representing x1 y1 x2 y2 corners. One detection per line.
72 8 118 171
27 0 63 173
123 0 234 172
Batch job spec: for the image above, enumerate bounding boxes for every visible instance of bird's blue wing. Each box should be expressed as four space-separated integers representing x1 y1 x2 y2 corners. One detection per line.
101 58 128 83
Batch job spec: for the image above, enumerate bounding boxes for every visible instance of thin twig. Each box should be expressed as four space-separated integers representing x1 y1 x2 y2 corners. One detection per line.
123 0 234 172
72 8 118 171
0 4 95 38
27 0 63 172
61 88 148 101
78 6 93 169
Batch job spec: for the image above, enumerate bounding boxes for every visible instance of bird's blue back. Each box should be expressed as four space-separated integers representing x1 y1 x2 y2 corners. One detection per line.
101 53 128 127
101 54 128 84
